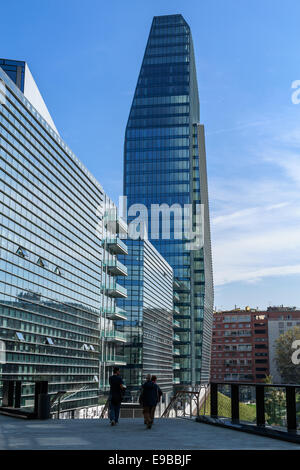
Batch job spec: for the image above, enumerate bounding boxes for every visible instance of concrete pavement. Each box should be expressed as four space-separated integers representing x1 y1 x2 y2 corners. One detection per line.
0 416 299 450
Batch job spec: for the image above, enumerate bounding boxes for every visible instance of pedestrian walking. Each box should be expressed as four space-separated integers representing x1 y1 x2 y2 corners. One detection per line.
108 367 125 426
140 375 162 429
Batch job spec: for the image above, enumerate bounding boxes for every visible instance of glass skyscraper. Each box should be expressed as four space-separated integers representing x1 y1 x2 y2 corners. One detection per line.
0 62 127 413
124 14 213 386
117 239 174 397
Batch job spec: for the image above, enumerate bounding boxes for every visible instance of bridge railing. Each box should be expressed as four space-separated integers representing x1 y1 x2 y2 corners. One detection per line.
196 382 300 443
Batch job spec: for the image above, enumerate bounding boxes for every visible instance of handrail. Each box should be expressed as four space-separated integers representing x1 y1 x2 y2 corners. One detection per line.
196 381 300 444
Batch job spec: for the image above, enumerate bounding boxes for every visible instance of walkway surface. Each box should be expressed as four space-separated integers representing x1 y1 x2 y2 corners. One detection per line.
0 416 299 450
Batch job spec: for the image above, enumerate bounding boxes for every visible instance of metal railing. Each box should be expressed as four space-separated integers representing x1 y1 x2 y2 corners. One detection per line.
196 382 300 444
162 385 210 418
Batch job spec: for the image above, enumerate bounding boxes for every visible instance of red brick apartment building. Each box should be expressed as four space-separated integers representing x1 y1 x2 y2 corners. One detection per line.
211 306 300 384
211 307 269 383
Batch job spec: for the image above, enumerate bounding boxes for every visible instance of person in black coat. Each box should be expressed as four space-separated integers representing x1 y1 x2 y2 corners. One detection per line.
108 367 125 425
140 375 162 429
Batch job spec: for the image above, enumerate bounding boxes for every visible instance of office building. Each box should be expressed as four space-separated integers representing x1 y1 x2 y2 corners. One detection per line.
123 14 213 386
0 61 127 412
117 239 174 396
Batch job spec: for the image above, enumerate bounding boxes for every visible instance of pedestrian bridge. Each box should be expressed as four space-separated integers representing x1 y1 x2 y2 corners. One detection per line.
0 416 297 450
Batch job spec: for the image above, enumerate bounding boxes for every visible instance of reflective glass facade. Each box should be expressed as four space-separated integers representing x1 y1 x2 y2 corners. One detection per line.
117 239 174 395
0 65 126 411
0 59 25 92
124 14 213 385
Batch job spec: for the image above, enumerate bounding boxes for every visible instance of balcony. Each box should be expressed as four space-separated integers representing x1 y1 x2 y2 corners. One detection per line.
105 355 127 365
173 348 180 356
174 305 180 315
104 210 127 235
173 280 189 292
103 282 127 298
174 334 181 342
104 306 127 321
103 259 127 276
173 319 181 328
101 330 126 343
173 377 180 384
173 363 180 370
103 237 128 255
174 292 180 304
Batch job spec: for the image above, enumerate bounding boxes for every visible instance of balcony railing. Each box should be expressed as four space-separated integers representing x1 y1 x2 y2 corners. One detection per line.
104 306 127 321
103 259 127 276
173 378 180 384
174 334 181 342
104 210 127 235
102 237 128 255
173 348 180 356
105 355 127 365
101 330 126 343
174 363 180 370
196 382 300 444
173 319 181 328
102 282 127 298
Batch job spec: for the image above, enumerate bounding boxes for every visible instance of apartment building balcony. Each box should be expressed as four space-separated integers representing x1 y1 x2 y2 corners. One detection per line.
173 280 189 292
103 237 128 255
105 355 127 366
173 363 180 370
173 319 181 328
103 282 127 298
174 334 181 342
173 348 180 356
174 305 180 315
173 377 180 384
104 306 128 321
103 259 127 276
104 210 127 235
173 292 180 303
101 330 127 343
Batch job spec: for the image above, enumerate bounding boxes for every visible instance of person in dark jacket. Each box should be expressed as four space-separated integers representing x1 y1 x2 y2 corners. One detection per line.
108 367 125 426
141 375 162 429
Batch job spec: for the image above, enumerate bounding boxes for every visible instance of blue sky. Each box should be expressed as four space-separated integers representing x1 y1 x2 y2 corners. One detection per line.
2 0 300 310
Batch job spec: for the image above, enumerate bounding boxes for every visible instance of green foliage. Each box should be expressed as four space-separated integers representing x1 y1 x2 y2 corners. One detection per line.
199 391 256 423
264 388 286 426
274 326 300 384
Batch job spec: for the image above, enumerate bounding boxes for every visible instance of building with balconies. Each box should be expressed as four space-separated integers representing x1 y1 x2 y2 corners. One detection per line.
116 239 174 396
0 60 127 412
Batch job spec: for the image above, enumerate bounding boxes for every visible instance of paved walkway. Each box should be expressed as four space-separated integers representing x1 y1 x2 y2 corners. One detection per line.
0 416 298 450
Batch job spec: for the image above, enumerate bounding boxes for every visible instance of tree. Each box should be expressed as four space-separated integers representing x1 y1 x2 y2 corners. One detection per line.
274 326 300 384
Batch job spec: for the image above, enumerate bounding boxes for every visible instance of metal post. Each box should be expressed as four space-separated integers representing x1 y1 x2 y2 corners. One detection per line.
14 380 21 408
210 383 218 418
256 385 265 427
231 384 239 423
57 396 61 419
2 380 14 407
286 386 297 432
